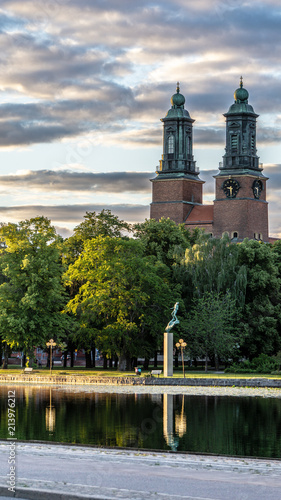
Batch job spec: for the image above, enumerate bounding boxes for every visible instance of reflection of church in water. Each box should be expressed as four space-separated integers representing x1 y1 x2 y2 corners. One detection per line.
151 79 277 243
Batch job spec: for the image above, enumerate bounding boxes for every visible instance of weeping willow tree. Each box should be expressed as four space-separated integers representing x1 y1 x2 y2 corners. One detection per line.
179 234 247 369
181 233 247 306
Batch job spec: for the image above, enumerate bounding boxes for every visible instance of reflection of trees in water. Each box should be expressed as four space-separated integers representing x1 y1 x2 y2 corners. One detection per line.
174 395 281 457
0 387 281 458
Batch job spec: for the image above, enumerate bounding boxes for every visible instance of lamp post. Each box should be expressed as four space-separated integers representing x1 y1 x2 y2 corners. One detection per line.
175 339 187 378
46 339 56 375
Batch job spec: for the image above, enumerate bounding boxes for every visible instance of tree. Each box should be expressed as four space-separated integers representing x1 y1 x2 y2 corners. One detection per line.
134 217 200 267
237 239 281 358
181 233 247 306
0 217 67 364
63 209 131 266
62 210 132 366
185 291 240 372
64 236 178 370
177 234 247 368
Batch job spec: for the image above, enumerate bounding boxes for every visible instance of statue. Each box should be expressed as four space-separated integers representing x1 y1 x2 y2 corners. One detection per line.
165 302 179 332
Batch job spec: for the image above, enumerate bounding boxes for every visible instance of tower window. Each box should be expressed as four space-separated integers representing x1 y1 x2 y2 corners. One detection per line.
231 134 238 152
186 136 191 156
167 135 174 154
251 135 255 153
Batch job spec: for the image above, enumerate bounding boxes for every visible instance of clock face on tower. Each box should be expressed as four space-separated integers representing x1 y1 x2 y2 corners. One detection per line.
252 179 263 199
222 179 240 198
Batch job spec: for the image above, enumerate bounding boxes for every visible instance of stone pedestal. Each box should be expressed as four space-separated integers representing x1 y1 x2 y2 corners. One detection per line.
164 331 173 377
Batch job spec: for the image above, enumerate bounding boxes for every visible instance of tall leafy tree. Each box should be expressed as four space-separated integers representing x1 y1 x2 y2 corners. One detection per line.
0 217 67 364
64 209 131 266
134 217 200 267
237 239 281 358
178 234 247 367
64 236 178 370
63 210 132 366
181 233 247 306
185 291 239 372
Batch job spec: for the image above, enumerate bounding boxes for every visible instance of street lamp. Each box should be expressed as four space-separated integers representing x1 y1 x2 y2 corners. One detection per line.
175 339 187 378
46 339 56 375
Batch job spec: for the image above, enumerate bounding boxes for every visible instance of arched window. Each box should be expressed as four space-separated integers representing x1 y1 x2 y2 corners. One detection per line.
232 231 238 239
167 135 174 154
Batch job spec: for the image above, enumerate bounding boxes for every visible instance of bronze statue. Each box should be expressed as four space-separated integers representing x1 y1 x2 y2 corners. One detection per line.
165 302 179 332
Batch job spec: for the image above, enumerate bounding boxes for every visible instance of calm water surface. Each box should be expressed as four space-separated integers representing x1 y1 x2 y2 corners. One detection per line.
1 385 281 458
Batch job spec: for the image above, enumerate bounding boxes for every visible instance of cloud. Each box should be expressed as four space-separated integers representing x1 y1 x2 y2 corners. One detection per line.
0 203 150 227
0 0 280 151
0 170 153 193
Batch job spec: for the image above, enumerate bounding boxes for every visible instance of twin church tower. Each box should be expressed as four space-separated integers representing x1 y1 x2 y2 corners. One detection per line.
150 79 269 242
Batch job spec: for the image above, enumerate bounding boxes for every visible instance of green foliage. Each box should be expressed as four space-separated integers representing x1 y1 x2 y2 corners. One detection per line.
63 209 131 266
0 217 67 353
225 354 278 374
134 217 200 267
182 233 247 305
64 236 178 368
237 239 281 358
184 291 240 371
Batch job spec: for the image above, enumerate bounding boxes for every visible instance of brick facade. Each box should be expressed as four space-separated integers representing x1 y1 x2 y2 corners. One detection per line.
213 174 268 241
150 177 204 224
213 198 268 240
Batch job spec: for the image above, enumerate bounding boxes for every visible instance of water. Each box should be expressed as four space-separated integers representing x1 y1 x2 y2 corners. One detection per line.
1 385 281 458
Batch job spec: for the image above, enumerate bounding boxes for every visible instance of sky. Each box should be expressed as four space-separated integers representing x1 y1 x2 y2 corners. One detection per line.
0 0 281 237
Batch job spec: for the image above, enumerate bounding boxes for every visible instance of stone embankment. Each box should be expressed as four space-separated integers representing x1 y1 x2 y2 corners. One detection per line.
0 373 281 387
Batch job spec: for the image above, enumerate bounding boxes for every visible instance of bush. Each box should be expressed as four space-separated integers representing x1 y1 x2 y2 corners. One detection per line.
225 354 278 374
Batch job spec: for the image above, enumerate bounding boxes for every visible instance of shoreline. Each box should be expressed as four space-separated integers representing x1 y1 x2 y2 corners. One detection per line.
1 373 281 388
1 380 281 398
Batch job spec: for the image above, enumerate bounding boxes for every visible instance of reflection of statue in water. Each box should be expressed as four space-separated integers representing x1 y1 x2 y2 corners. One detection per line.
165 302 180 332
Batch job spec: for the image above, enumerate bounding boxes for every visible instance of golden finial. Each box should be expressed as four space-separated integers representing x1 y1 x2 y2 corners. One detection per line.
176 81 180 93
240 76 243 88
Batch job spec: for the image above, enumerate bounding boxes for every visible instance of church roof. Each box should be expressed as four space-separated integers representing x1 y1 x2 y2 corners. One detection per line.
184 204 214 224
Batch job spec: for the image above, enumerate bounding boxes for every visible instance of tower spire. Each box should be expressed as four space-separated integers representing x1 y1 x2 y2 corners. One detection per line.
157 84 197 177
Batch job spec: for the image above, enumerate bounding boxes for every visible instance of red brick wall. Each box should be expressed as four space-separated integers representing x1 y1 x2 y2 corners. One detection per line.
150 177 204 224
213 199 268 240
214 174 268 240
185 222 214 234
150 201 194 224
151 178 203 205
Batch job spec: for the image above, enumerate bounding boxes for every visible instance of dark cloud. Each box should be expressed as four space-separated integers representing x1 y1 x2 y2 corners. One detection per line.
0 203 150 226
0 170 152 193
0 1 279 166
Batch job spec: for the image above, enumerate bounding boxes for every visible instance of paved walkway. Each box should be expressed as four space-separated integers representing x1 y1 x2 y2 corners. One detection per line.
0 442 281 500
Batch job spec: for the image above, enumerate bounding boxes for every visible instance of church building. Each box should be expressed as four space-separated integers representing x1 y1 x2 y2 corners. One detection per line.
150 79 273 242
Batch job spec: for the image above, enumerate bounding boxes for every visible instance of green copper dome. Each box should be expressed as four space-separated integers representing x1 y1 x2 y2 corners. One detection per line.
171 82 185 107
225 76 256 115
234 76 249 103
164 82 191 119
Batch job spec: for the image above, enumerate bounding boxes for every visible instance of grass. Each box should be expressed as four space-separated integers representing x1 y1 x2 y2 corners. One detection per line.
0 366 281 379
